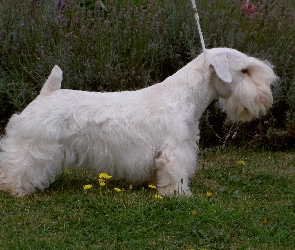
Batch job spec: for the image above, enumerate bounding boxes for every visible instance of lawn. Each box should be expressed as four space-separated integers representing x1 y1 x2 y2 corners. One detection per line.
0 147 294 249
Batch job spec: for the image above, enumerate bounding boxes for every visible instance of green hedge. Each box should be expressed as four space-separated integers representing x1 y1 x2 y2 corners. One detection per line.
0 0 294 149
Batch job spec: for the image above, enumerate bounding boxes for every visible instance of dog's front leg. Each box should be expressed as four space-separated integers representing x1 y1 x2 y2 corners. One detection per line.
153 150 192 196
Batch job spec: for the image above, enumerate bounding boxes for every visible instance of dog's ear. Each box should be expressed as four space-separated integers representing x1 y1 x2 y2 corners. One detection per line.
208 53 232 84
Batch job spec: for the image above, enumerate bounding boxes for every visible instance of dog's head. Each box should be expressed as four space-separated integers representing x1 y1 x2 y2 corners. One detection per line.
207 48 277 121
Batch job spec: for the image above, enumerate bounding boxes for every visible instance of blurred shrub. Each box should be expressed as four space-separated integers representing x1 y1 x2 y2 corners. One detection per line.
0 0 294 149
0 0 198 129
197 0 295 149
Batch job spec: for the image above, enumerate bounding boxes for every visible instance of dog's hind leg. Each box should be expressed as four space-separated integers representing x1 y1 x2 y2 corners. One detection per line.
0 118 64 196
0 140 63 196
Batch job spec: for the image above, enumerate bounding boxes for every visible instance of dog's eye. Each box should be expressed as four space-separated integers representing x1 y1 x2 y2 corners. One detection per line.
241 69 249 74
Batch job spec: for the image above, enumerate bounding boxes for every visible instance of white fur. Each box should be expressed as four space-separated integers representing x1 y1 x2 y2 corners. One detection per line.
0 48 277 197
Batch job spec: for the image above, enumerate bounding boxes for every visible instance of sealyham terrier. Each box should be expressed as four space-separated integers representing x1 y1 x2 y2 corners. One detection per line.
0 48 277 197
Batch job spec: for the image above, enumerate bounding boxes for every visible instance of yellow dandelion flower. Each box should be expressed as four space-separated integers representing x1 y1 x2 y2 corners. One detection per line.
263 218 267 224
83 184 92 190
191 210 197 215
148 184 157 189
154 194 163 200
114 187 121 192
236 160 246 166
98 179 105 186
206 191 213 197
64 168 70 174
99 173 112 179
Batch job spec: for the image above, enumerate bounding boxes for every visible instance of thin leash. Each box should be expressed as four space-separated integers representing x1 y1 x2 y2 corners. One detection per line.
189 0 206 51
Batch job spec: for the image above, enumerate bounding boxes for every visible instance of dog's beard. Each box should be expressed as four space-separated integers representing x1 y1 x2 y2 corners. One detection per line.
219 79 273 122
219 97 255 121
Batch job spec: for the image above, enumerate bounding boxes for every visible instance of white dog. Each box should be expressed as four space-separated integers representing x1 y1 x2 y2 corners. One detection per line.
0 48 277 197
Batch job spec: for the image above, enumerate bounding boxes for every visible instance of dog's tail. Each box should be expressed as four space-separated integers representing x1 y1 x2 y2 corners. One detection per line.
40 65 63 96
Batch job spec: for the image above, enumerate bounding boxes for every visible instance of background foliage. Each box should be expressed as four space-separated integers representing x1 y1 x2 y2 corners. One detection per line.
0 0 294 148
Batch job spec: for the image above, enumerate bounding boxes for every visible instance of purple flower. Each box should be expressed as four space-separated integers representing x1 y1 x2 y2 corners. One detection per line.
56 15 61 21
21 22 25 27
68 46 73 51
253 131 260 138
56 0 66 11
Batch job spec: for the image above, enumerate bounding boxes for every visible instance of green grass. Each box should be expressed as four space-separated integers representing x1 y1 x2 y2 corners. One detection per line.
1 147 294 249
